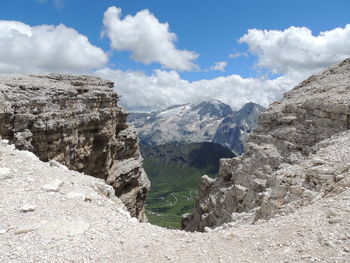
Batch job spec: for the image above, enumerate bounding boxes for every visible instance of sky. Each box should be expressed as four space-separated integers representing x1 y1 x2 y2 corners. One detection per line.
1 0 350 111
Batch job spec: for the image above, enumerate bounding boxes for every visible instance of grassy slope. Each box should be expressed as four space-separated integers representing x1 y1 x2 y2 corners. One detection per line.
141 142 235 229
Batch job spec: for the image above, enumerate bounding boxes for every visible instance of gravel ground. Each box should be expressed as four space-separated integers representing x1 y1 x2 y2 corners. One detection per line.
0 140 349 263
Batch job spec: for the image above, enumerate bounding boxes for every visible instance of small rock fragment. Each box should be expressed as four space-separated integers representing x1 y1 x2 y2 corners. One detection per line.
328 218 342 224
43 179 64 192
0 228 7 234
15 226 38 235
20 204 36 212
0 167 12 181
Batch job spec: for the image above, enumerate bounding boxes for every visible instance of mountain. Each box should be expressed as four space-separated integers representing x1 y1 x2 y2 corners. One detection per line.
127 100 265 154
141 142 235 229
213 102 265 154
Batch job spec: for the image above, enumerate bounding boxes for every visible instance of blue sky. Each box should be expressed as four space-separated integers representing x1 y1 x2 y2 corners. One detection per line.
1 0 350 111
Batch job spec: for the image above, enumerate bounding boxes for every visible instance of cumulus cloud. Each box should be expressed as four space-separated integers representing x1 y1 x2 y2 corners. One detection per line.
95 24 350 112
95 68 298 112
0 20 108 73
239 25 350 75
210 61 227 71
102 6 198 71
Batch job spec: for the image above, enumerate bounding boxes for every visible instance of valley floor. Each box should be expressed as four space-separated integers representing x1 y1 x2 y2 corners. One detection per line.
0 140 349 263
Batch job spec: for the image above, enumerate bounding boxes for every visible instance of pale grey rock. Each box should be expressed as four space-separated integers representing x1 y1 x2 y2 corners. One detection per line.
183 58 350 232
38 217 90 238
0 167 12 181
42 179 64 192
0 73 150 221
14 225 39 235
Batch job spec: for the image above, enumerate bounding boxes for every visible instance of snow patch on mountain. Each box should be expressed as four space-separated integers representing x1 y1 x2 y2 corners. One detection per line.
127 100 265 154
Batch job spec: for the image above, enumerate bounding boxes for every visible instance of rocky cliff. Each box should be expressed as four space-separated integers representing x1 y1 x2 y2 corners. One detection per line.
0 74 150 221
183 58 350 231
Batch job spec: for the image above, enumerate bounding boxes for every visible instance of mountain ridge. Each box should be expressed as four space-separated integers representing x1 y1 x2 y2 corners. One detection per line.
128 100 265 154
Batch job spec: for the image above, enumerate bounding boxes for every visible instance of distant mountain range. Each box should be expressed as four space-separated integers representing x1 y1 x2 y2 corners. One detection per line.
128 100 264 228
128 100 265 154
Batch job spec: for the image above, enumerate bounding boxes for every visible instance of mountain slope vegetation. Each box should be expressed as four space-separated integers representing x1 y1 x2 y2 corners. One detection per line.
141 142 235 228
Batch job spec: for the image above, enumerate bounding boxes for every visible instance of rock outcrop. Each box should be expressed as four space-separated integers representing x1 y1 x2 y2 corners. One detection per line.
183 58 350 231
0 74 150 221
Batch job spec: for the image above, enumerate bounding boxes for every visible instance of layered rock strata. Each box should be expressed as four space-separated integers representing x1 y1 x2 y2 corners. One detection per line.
183 59 350 231
0 74 150 221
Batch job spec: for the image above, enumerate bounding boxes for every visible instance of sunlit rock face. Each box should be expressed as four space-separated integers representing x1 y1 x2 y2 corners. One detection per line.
0 73 150 221
183 58 350 232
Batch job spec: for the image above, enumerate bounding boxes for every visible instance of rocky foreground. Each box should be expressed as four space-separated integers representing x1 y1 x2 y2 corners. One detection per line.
0 139 349 263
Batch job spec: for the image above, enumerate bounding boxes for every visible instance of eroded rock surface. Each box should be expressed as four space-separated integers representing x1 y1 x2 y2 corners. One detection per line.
183 58 350 232
0 74 150 221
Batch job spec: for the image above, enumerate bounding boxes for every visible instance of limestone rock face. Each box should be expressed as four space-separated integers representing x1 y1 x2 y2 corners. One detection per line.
0 73 150 221
183 59 350 231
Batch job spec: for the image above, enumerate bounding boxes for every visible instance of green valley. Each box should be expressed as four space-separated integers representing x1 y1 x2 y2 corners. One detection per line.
141 142 235 229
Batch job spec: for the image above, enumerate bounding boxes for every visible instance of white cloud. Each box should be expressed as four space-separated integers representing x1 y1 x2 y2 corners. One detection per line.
0 20 108 73
239 25 350 75
210 61 227 71
102 6 198 71
96 24 350 112
228 52 248 59
95 68 298 112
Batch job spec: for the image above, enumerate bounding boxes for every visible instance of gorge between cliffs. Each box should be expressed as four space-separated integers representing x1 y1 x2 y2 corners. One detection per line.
0 59 350 263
